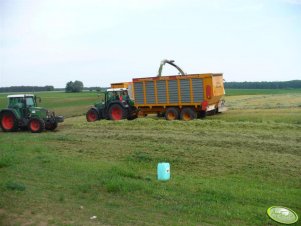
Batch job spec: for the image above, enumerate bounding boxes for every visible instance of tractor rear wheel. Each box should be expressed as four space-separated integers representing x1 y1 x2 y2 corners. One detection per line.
45 121 58 131
0 112 18 132
180 108 197 121
86 109 99 122
108 104 127 121
28 118 45 133
165 107 179 120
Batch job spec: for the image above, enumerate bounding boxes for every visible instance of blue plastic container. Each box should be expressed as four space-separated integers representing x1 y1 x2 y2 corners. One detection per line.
157 162 170 181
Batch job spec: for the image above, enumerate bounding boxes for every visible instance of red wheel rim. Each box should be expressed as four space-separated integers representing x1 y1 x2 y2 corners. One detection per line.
111 107 122 120
2 115 14 130
30 120 40 132
167 112 176 120
88 111 97 122
182 112 191 121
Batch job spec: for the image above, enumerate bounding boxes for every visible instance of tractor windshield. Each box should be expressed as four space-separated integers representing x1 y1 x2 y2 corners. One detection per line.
107 90 129 101
25 97 35 107
98 92 105 102
107 91 120 101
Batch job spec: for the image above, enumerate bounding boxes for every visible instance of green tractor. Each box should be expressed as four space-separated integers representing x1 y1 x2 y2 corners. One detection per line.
0 94 64 133
86 88 138 121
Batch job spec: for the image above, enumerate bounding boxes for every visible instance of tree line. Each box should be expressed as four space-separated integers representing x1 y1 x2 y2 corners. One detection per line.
224 80 301 89
0 86 54 93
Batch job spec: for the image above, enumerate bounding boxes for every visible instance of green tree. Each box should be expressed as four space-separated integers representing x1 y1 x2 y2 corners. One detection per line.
73 80 84 92
65 80 84 92
65 81 74 93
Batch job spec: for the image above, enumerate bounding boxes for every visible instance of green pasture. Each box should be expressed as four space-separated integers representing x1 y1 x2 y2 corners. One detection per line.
0 91 100 118
0 89 301 225
225 88 301 96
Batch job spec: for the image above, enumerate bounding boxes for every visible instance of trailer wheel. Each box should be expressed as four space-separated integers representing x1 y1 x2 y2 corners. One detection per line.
28 118 45 133
180 108 197 121
109 104 127 121
0 112 18 132
86 109 99 122
165 107 179 120
45 122 58 131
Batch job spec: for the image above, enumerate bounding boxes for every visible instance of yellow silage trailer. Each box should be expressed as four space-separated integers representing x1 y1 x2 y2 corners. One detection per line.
130 73 225 120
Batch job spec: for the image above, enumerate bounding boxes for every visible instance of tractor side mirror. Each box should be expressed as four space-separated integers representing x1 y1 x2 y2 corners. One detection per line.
37 97 41 103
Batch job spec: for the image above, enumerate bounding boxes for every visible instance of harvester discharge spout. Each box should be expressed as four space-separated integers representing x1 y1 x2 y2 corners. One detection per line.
157 59 186 77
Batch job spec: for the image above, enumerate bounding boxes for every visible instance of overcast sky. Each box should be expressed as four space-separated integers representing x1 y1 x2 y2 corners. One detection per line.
0 0 300 87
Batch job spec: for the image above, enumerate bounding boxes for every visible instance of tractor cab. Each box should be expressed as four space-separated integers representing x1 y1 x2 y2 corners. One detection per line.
7 94 44 119
8 94 38 109
106 88 131 103
94 88 132 110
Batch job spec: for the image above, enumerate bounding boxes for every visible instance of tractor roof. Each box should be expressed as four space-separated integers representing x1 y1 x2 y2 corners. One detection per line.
7 94 35 98
107 88 128 92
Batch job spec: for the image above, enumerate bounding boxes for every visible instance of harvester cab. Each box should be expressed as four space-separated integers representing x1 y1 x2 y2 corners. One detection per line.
86 88 137 122
0 94 64 133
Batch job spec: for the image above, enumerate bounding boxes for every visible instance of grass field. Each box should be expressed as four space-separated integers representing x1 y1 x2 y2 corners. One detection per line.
0 89 301 225
225 88 301 96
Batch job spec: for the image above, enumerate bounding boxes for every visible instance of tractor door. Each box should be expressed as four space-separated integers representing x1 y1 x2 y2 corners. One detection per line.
8 97 25 117
24 97 36 117
104 91 113 115
99 91 111 118
19 98 27 118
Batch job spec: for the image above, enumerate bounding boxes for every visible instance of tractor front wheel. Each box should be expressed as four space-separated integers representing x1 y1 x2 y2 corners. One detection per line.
28 118 45 133
0 112 18 132
45 121 58 131
108 104 127 121
86 109 99 122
